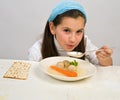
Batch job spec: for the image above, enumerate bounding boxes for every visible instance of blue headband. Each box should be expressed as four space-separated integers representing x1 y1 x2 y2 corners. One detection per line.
48 0 87 22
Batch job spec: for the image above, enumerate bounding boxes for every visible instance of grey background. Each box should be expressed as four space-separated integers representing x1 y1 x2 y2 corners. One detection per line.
0 0 120 65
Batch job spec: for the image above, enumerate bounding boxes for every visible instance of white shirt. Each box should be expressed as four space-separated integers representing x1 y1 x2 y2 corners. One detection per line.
28 35 99 65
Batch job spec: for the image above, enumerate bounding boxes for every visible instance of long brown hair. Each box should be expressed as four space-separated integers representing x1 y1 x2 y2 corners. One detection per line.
41 10 86 60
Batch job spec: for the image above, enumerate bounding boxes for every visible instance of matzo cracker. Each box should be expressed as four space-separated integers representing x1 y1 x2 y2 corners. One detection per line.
3 61 31 80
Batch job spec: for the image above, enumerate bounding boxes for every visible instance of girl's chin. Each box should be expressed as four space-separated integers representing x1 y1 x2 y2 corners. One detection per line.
65 48 75 52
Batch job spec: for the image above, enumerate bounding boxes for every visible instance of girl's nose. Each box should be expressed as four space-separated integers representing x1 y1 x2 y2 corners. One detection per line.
69 33 76 43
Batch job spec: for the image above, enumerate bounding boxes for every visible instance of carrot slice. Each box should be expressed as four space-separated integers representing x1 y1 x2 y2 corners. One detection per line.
50 66 77 77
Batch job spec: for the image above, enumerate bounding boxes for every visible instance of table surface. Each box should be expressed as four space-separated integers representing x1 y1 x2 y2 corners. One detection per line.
0 59 120 100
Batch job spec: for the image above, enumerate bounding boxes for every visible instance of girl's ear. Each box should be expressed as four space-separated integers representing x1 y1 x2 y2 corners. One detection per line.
49 22 56 35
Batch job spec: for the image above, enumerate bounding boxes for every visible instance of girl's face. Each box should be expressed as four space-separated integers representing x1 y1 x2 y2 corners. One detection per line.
49 16 85 51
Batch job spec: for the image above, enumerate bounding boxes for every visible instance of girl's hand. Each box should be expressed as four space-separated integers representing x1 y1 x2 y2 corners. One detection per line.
96 45 113 66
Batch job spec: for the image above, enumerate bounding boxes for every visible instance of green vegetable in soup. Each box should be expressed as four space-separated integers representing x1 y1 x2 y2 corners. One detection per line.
69 60 78 66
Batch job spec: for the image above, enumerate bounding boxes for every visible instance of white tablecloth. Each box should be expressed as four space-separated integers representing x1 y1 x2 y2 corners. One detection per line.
0 59 120 100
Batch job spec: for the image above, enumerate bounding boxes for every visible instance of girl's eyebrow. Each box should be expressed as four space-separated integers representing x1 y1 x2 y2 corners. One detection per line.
77 28 84 31
62 27 70 29
73 28 85 32
62 27 84 31
62 27 83 29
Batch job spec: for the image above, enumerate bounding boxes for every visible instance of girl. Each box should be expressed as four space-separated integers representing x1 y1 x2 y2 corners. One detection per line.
28 0 113 66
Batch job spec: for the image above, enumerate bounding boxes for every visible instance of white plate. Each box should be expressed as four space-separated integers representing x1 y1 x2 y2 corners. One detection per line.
39 56 97 81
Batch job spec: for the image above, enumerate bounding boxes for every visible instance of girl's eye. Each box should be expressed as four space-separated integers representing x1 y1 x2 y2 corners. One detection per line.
76 30 84 34
64 29 70 33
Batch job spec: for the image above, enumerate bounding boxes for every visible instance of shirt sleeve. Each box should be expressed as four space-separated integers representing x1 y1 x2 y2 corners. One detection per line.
85 35 99 65
28 40 42 61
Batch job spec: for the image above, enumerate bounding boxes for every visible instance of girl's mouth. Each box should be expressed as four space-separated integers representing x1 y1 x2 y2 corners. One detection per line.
66 44 75 50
